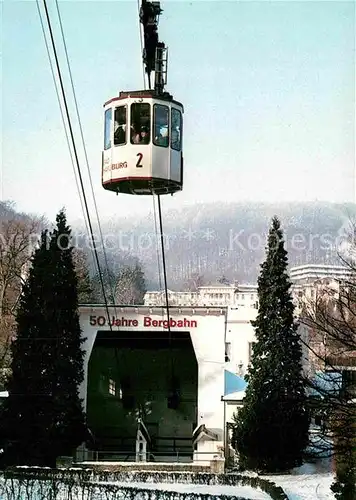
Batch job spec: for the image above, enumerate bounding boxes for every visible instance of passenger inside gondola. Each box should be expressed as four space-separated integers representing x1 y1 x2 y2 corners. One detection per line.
114 106 127 145
130 103 151 145
139 126 149 144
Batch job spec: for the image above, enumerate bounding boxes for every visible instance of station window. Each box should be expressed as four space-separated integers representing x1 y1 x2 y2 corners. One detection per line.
171 108 182 151
225 342 231 362
153 104 169 147
130 103 150 144
108 378 116 396
104 108 112 150
114 106 127 146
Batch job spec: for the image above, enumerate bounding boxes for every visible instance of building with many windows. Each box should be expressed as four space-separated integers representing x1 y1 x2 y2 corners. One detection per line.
290 264 353 284
291 264 353 312
144 265 352 310
144 284 258 309
291 265 356 377
143 263 353 380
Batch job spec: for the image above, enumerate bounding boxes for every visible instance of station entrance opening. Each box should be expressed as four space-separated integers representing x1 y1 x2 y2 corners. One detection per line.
86 329 198 462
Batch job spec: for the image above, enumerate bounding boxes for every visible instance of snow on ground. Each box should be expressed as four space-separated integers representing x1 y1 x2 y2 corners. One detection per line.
90 459 337 499
0 479 270 500
261 460 336 500
96 474 336 500
261 473 335 500
0 459 338 499
0 474 337 500
95 481 270 499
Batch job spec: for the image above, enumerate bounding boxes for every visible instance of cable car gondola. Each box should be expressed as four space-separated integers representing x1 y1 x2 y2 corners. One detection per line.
102 0 183 196
102 89 183 196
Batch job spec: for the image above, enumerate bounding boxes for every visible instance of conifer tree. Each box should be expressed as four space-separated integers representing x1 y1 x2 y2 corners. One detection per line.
231 216 310 472
0 210 87 467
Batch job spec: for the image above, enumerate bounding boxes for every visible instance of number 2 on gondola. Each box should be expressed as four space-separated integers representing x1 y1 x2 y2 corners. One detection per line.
136 153 143 168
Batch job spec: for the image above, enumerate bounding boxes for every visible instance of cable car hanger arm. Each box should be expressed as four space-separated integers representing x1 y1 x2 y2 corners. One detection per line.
139 0 167 94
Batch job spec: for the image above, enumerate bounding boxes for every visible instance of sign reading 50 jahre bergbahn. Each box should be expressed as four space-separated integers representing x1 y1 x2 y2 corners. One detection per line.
89 315 198 329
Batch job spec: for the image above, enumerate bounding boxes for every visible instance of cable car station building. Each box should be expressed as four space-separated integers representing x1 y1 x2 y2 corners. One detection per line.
78 305 249 465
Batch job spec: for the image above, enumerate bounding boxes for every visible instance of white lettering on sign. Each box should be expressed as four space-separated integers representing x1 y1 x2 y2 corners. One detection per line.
89 315 197 328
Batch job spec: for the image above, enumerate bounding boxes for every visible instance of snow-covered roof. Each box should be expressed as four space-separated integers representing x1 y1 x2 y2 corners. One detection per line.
192 424 219 445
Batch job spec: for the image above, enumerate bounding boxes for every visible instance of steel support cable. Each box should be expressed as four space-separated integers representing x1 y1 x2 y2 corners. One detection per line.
137 1 175 393
156 194 176 400
54 0 118 316
35 0 95 268
157 194 173 349
41 0 113 329
148 61 174 376
136 0 163 296
153 196 163 292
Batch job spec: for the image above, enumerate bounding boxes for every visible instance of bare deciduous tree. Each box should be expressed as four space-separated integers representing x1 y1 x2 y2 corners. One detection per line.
115 263 146 305
72 247 94 303
298 232 356 497
183 272 205 292
0 215 44 387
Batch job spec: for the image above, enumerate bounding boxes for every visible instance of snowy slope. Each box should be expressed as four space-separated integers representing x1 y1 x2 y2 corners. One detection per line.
262 473 335 500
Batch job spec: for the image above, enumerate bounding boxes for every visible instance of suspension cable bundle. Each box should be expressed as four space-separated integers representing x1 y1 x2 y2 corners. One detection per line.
36 0 118 329
137 0 177 404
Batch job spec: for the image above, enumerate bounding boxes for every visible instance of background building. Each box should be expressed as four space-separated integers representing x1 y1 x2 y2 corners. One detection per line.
144 265 352 310
144 284 258 309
